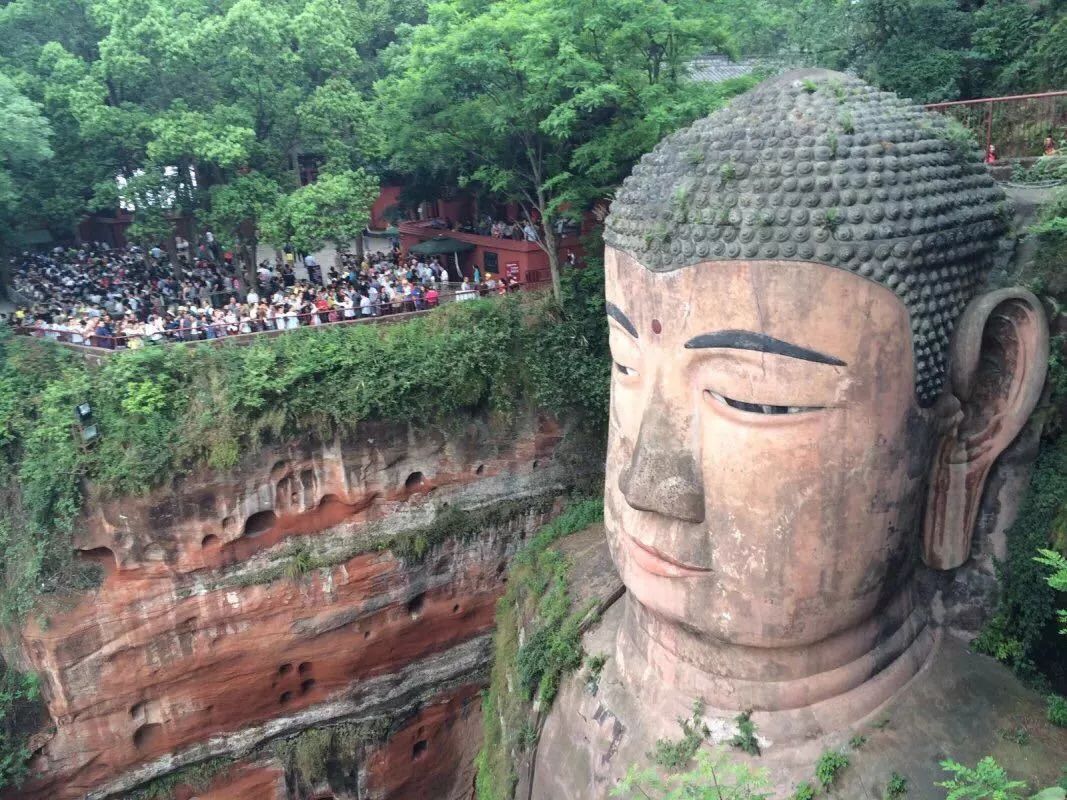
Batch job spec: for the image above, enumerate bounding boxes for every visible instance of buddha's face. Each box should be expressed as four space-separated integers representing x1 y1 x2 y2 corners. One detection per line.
605 246 937 647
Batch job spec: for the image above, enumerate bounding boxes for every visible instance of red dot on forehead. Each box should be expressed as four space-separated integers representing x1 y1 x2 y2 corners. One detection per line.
651 319 662 335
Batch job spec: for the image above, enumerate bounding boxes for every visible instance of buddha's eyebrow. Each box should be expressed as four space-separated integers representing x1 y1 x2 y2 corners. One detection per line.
606 302 638 338
684 330 846 366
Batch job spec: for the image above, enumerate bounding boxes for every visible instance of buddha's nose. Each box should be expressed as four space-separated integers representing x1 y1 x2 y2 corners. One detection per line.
618 386 705 523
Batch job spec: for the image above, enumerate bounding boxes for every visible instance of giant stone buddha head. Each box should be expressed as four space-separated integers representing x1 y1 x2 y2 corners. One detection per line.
600 70 1047 722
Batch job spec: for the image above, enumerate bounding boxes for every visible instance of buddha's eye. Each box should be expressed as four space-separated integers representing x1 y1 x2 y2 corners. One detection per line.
615 362 638 377
704 390 822 415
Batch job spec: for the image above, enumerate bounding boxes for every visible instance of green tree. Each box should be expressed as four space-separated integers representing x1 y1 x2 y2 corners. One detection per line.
0 71 53 248
266 168 379 259
375 0 751 299
203 171 284 287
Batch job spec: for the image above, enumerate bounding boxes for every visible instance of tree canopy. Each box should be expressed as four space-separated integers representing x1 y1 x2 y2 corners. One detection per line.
374 0 753 295
0 0 1061 267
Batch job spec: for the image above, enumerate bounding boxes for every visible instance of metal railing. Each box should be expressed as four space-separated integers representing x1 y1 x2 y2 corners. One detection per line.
925 90 1067 159
15 281 544 353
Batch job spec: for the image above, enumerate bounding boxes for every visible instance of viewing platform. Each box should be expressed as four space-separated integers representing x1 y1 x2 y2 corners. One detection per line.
398 220 581 285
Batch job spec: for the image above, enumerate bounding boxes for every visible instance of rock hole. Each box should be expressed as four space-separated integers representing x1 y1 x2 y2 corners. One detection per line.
243 510 278 538
278 663 292 676
363 630 371 639
300 679 316 694
532 460 539 469
271 460 288 476
407 593 426 618
133 722 163 750
300 468 315 491
452 603 460 613
412 739 428 761
201 534 219 549
298 662 312 676
221 516 233 531
475 464 485 475
129 701 145 718
279 691 292 705
404 471 424 490
78 546 116 573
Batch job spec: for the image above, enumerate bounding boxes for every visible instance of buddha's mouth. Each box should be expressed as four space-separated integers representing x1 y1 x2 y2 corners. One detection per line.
624 534 711 577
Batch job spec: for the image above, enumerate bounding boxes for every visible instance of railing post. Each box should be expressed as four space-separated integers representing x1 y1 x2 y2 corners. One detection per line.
986 100 993 155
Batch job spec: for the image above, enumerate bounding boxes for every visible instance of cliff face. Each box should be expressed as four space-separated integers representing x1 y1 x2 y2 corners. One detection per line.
8 411 590 799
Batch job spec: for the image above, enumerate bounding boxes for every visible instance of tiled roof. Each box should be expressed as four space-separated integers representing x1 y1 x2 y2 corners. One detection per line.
687 55 760 83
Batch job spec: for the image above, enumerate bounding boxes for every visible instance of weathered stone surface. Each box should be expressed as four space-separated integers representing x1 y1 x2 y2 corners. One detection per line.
7 411 593 800
536 602 1067 799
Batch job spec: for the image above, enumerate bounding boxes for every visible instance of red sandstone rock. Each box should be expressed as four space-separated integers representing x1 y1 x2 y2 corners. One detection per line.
4 414 582 800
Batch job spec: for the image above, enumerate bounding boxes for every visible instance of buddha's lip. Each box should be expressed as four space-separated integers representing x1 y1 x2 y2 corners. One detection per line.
625 534 711 577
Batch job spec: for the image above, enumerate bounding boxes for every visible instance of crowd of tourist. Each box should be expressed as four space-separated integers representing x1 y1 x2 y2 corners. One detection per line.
425 213 577 242
7 241 520 349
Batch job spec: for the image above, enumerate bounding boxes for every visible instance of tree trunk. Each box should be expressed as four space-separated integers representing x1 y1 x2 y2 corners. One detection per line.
541 223 562 301
354 230 365 262
243 237 258 291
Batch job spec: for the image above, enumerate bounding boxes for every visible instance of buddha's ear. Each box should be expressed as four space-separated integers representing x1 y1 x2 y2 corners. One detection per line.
922 288 1049 570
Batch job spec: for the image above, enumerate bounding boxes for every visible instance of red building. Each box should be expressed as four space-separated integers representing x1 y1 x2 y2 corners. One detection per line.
398 220 582 284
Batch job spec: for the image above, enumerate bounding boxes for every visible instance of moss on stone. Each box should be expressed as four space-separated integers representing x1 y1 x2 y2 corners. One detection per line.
475 498 604 800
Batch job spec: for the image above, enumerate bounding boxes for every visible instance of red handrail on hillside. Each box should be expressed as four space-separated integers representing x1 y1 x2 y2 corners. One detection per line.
924 90 1067 159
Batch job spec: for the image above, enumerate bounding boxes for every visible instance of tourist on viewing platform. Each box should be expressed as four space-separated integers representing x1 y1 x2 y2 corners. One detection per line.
985 143 997 163
1045 136 1058 156
8 239 512 348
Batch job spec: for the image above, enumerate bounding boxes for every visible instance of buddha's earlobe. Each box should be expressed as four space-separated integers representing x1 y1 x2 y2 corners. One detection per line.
922 288 1048 570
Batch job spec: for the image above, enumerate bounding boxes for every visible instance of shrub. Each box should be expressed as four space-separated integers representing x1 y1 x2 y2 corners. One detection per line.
849 734 868 749
0 665 44 790
273 719 389 790
728 710 761 756
126 759 230 800
651 700 710 770
973 435 1067 687
1048 694 1067 728
937 757 1028 800
612 749 771 799
815 750 850 790
790 783 815 800
885 771 908 798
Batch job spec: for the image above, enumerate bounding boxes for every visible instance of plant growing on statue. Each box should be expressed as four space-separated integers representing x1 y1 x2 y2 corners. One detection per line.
650 699 710 770
584 653 607 694
937 756 1028 800
815 750 850 790
885 771 908 798
728 710 760 756
612 748 770 799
